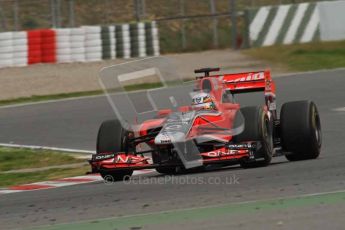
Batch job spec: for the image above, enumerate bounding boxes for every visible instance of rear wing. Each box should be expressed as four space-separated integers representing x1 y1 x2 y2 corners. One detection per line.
222 70 275 95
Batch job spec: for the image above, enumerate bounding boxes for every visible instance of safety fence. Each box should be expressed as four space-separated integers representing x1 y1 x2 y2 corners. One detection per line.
0 21 159 68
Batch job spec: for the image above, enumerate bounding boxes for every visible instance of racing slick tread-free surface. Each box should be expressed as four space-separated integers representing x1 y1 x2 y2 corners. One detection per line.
235 106 273 168
96 119 133 180
280 100 322 161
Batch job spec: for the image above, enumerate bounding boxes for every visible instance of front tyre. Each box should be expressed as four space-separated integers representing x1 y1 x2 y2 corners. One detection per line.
100 170 132 182
280 101 322 161
97 119 133 181
235 106 273 168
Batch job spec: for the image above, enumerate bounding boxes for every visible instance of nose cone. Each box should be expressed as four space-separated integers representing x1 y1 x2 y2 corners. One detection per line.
154 132 171 145
154 132 186 145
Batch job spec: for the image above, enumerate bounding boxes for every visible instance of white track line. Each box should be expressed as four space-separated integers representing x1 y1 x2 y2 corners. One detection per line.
0 170 155 195
0 93 106 109
332 107 345 112
0 190 21 194
0 143 95 154
0 143 155 195
275 67 345 78
31 181 90 187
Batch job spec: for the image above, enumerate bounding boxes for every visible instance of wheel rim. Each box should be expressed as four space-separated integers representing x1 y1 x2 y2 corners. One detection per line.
264 117 273 150
312 107 322 148
261 116 273 159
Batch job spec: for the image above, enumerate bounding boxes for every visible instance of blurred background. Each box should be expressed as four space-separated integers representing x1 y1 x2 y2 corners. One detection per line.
0 0 327 52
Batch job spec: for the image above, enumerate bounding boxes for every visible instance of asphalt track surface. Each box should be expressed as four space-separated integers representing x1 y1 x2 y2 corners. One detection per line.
0 69 345 229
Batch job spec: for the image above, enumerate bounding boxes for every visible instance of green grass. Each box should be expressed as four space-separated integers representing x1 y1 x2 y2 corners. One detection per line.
123 82 163 91
0 82 164 107
0 147 89 187
0 147 85 172
36 191 345 230
0 90 103 107
244 40 345 72
0 166 90 187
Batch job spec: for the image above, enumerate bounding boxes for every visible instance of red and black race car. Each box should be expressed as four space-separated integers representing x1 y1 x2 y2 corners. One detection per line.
89 68 322 181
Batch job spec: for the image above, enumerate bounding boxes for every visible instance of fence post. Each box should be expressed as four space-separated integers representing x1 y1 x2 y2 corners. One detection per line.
13 0 19 31
141 0 146 20
134 0 139 21
105 0 111 24
243 9 250 49
51 0 57 28
134 0 145 22
230 0 237 49
210 0 219 48
180 0 187 50
0 2 7 31
69 0 75 27
56 0 61 27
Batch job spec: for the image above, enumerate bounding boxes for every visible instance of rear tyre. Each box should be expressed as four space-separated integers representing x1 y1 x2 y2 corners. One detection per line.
280 101 321 161
235 106 273 168
96 119 133 181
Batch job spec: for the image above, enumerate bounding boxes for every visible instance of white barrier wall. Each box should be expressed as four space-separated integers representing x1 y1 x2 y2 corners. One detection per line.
13 32 28 67
318 0 345 41
70 28 86 62
138 22 146 57
109 26 116 59
152 21 160 56
56 28 72 63
84 26 102 62
122 24 131 59
246 1 345 47
0 32 13 68
247 2 320 47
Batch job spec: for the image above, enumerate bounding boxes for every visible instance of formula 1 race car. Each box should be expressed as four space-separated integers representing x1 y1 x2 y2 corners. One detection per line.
89 68 322 181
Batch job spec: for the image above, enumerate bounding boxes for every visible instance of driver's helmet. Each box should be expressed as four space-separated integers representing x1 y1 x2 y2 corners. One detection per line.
191 92 217 110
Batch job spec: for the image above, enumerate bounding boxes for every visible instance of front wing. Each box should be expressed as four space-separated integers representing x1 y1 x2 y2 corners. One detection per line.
89 143 255 172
